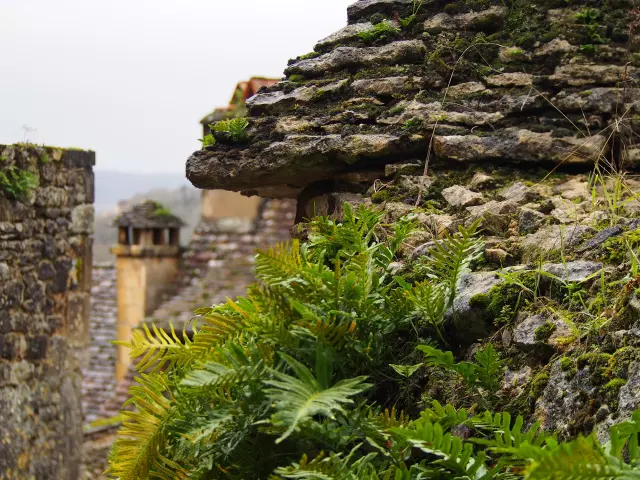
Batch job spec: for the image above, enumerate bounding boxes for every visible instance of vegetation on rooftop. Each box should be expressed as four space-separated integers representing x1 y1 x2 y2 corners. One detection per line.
153 201 173 217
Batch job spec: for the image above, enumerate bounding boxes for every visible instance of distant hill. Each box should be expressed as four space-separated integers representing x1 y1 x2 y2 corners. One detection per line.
94 170 193 213
93 171 201 262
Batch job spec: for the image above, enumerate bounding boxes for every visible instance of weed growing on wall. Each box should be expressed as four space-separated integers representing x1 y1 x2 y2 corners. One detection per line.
0 162 38 201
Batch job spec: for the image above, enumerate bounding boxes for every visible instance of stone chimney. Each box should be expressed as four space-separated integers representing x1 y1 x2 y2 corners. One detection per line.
110 201 184 380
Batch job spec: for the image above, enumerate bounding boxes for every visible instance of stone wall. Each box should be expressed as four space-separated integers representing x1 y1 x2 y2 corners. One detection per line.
0 144 94 480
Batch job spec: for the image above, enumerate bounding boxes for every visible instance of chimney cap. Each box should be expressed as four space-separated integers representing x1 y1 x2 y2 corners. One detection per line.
113 200 185 229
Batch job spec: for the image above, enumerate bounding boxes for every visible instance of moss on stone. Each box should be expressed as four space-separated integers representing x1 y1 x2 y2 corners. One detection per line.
608 347 638 379
288 74 306 83
469 293 491 308
559 356 577 378
603 378 626 407
577 352 612 385
371 190 390 204
602 228 640 264
298 52 320 60
530 372 550 399
535 322 557 342
484 272 538 325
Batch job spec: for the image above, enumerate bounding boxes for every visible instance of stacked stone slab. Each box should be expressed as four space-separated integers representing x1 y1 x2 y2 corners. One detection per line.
0 144 94 480
187 0 639 198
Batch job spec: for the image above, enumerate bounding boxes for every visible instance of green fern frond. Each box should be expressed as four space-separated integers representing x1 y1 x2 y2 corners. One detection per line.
256 240 305 288
524 436 628 480
420 401 471 430
423 219 484 305
181 343 269 392
274 449 379 480
607 410 640 462
108 373 184 480
265 353 371 443
417 344 505 392
390 420 488 477
119 322 195 373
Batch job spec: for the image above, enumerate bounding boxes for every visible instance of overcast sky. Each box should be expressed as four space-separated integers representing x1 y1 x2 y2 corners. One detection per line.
0 0 353 173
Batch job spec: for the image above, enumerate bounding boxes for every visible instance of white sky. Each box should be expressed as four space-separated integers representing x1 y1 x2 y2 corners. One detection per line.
0 0 353 173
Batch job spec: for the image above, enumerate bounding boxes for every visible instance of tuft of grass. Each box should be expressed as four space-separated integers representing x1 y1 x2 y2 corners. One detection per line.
358 21 399 44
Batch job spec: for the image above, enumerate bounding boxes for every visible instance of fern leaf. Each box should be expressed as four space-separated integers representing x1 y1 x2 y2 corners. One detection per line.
256 240 305 288
423 219 484 306
524 436 628 480
181 343 267 392
265 354 371 443
119 322 194 372
107 373 185 480
390 420 488 477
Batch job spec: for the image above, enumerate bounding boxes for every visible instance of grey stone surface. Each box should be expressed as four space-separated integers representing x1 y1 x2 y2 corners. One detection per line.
285 41 427 77
542 261 603 283
434 130 607 165
449 271 504 345
576 226 623 253
520 225 594 263
442 185 484 207
518 207 547 235
316 22 373 50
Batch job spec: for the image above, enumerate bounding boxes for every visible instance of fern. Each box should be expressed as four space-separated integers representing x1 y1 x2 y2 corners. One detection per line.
422 219 484 306
417 343 505 393
265 353 371 443
120 322 195 373
390 420 490 478
109 203 640 479
181 343 268 392
108 373 189 480
209 117 250 143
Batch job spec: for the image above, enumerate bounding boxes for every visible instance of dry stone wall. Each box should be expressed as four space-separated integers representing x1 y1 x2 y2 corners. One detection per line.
187 0 640 198
0 144 94 480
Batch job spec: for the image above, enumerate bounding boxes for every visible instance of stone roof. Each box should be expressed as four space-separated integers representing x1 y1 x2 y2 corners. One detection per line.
186 0 639 198
113 200 185 228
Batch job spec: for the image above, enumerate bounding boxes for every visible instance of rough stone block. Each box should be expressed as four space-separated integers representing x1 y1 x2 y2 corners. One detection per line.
71 205 94 234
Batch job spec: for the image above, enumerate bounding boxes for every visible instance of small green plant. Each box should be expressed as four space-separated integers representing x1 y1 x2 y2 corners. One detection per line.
209 117 250 143
198 133 216 148
358 21 399 44
418 343 505 394
399 220 484 344
0 165 38 200
576 8 606 47
399 0 425 27
402 117 424 131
